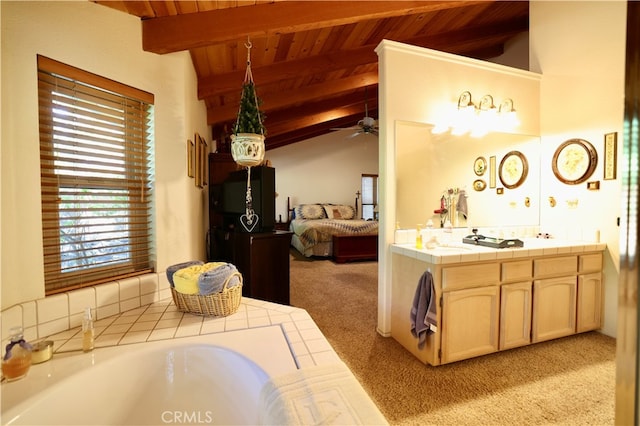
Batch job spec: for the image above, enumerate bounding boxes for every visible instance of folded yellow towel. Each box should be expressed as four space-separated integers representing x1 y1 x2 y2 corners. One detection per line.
172 264 203 295
173 262 228 295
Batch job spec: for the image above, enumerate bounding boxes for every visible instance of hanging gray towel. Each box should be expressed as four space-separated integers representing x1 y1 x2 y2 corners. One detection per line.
457 190 468 219
410 270 437 349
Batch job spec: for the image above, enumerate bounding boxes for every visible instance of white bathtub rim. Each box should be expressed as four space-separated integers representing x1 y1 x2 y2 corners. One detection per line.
1 325 298 425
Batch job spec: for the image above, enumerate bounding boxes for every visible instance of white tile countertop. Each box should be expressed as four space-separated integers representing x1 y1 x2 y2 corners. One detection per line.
33 297 341 369
392 238 607 265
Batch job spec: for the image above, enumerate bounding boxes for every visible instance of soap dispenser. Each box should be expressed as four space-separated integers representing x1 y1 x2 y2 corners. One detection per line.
2 326 32 381
82 307 95 352
415 224 423 249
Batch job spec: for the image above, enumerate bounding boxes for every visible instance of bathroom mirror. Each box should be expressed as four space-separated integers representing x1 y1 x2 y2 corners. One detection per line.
395 120 540 229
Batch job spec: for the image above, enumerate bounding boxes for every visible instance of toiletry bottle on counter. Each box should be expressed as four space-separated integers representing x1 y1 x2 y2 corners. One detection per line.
2 326 32 381
415 224 423 249
82 307 95 352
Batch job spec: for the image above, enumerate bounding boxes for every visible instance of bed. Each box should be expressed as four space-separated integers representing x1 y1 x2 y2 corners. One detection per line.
286 197 379 262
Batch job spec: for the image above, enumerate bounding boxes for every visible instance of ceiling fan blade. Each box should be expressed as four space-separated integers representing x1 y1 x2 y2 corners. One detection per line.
331 126 360 131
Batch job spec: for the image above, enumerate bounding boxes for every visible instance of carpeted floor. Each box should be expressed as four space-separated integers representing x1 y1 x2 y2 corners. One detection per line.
289 251 616 425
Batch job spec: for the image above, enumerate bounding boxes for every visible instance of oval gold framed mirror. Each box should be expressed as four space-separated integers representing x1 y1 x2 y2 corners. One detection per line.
474 156 487 176
499 150 528 189
552 138 598 185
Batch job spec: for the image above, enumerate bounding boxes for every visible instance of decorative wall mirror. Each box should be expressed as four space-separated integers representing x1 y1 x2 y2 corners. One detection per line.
474 156 487 176
395 121 540 229
552 138 598 185
499 150 528 189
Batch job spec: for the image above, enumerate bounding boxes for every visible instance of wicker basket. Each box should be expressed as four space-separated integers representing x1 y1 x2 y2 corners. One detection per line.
171 272 243 316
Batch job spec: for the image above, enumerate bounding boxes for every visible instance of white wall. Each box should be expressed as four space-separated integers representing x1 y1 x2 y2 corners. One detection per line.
1 1 210 309
530 1 626 337
375 41 541 335
490 32 530 71
266 131 379 220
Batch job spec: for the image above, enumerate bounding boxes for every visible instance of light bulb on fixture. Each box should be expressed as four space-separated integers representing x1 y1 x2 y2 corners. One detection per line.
499 98 520 129
452 91 475 135
471 95 497 137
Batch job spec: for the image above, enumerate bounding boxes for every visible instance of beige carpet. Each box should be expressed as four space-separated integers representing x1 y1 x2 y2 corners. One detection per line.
289 252 616 425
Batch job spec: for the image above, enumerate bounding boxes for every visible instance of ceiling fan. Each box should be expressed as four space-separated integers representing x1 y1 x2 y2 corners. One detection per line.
332 89 379 138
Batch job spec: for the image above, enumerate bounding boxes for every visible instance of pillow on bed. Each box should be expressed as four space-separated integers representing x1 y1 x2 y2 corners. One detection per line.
323 204 355 220
294 204 326 220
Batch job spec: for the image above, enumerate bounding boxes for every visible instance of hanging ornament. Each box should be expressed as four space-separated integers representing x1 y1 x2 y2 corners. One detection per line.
239 166 260 232
232 37 266 232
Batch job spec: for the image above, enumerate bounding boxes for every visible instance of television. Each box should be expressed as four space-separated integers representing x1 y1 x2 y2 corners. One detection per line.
220 166 275 233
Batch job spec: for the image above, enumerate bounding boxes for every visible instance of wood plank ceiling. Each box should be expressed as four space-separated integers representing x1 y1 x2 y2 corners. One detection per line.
93 1 529 150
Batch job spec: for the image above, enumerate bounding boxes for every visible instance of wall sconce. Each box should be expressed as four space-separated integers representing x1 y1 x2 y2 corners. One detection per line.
435 91 520 136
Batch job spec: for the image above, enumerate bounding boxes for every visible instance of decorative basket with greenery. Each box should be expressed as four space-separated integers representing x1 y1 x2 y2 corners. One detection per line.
231 42 266 168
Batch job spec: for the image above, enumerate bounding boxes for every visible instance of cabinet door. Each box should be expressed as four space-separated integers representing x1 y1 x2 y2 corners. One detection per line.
500 281 532 350
532 276 577 343
441 286 500 364
577 272 603 332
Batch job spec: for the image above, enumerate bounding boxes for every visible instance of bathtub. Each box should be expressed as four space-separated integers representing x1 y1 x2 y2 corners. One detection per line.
1 325 298 425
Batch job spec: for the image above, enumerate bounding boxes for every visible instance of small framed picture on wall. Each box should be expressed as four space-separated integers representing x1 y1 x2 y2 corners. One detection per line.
604 132 617 180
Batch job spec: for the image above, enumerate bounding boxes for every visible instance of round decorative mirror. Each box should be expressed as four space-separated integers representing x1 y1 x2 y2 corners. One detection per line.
499 150 528 189
552 138 598 185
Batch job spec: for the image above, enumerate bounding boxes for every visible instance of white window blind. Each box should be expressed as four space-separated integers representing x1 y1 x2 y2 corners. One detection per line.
361 174 378 220
38 55 155 294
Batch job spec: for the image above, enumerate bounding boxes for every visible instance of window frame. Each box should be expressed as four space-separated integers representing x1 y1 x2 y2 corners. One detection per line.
361 174 379 220
38 55 155 295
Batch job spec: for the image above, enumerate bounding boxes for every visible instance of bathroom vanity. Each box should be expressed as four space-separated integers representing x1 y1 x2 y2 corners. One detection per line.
390 239 606 366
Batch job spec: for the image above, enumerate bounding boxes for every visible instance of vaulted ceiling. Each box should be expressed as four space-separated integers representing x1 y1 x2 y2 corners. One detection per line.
93 1 529 150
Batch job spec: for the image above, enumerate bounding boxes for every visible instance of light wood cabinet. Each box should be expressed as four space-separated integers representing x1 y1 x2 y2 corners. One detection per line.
390 245 604 366
532 276 577 343
577 272 603 332
499 281 532 350
441 286 500 363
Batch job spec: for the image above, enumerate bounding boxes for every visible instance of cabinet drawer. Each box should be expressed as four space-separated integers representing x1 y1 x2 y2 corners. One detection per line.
533 256 577 278
501 260 532 282
442 263 499 291
579 253 602 273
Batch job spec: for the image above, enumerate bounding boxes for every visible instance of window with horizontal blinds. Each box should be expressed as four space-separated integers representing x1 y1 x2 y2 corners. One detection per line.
361 174 378 220
37 55 155 295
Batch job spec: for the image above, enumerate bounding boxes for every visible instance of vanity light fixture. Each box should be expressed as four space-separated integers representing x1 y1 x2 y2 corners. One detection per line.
438 91 520 137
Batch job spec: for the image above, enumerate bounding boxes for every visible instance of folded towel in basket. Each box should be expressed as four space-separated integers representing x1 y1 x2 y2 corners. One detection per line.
258 362 388 425
198 262 242 295
166 260 204 287
173 264 205 295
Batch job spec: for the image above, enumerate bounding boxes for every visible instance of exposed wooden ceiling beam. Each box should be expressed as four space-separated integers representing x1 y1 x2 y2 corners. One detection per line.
142 0 491 54
198 48 378 99
198 16 527 100
207 71 378 124
265 110 379 150
266 94 378 133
